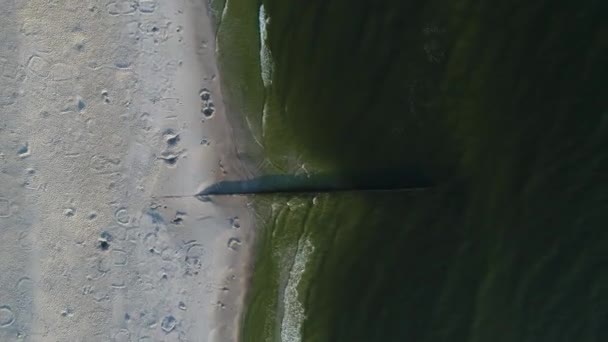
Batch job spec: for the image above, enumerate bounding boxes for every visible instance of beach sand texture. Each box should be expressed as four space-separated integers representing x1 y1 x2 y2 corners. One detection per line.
0 0 250 341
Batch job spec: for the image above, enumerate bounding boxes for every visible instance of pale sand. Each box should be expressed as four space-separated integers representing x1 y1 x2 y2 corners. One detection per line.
0 0 251 341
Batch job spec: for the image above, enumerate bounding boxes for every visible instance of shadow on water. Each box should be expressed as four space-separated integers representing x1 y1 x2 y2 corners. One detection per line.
197 170 433 196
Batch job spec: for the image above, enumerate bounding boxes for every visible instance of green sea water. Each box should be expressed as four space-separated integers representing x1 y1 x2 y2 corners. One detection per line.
212 0 608 341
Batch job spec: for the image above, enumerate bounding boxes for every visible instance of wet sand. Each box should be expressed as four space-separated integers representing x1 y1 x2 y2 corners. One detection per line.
0 0 250 340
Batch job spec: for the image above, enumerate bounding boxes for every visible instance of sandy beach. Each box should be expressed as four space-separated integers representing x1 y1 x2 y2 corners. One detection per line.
0 0 251 340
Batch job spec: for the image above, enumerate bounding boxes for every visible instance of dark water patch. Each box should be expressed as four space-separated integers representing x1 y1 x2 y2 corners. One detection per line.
215 0 608 341
258 0 459 181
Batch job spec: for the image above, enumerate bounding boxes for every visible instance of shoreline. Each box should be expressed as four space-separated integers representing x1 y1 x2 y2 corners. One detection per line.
164 0 256 340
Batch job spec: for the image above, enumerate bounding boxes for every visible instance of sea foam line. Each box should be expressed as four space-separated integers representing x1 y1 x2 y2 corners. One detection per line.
259 4 274 88
259 4 274 139
280 237 314 342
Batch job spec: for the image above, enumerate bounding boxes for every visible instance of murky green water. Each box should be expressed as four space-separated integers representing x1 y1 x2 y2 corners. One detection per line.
213 0 608 341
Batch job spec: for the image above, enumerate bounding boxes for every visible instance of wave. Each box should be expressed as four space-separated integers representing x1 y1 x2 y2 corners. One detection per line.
280 237 314 342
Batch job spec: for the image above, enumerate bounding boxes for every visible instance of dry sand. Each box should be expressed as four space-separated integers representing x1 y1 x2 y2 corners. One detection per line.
0 0 251 341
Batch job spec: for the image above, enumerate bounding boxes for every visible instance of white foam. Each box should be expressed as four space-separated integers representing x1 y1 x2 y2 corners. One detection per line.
280 237 314 342
259 4 274 87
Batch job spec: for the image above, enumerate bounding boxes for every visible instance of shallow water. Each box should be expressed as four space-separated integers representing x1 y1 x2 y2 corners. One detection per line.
215 0 608 341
